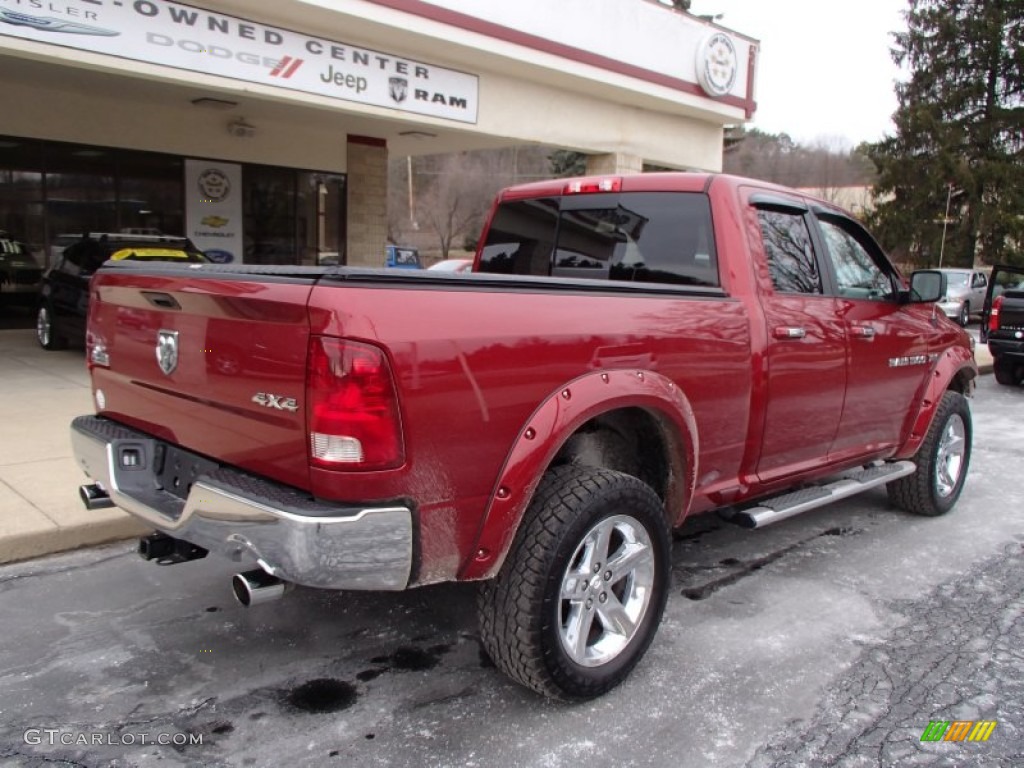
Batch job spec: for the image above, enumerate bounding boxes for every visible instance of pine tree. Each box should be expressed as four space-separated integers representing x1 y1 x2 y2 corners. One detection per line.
866 0 1024 267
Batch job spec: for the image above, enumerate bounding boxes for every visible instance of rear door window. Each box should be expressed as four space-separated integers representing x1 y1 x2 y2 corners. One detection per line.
478 192 718 287
756 209 821 294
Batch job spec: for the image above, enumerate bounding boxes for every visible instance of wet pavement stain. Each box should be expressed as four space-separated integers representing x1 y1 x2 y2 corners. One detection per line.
368 643 454 672
681 527 866 600
283 678 358 713
393 644 449 670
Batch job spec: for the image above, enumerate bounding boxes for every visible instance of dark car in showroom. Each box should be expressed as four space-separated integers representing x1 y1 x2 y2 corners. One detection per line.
0 231 43 307
37 233 207 350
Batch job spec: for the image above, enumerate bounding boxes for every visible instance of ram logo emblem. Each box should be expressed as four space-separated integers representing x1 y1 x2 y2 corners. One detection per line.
156 330 179 376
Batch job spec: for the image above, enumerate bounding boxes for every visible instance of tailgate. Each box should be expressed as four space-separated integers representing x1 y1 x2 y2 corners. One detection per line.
88 265 317 490
983 265 1024 340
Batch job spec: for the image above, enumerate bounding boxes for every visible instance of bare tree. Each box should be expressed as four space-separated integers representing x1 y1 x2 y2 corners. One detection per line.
388 146 557 257
416 153 498 259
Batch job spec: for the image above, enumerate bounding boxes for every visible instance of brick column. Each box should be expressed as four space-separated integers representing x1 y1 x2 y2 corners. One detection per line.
585 152 644 175
346 135 388 267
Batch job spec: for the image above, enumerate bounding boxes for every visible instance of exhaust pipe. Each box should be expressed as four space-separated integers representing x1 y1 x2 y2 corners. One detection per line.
232 568 290 607
138 532 208 564
79 483 115 510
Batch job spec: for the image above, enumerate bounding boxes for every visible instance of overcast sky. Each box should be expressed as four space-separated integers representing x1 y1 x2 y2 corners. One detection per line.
688 0 907 147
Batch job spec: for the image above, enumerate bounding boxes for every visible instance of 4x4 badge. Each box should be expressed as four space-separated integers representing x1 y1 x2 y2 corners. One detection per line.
156 330 179 376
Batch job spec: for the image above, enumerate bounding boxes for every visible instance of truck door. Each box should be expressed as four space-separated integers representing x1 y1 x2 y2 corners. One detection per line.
751 200 848 482
812 212 933 459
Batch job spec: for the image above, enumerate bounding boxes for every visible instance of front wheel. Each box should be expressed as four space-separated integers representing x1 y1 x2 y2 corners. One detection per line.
887 391 971 516
958 302 970 327
478 464 671 700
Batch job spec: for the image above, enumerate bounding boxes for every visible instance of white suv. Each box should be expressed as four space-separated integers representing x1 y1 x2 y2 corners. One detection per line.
937 268 988 326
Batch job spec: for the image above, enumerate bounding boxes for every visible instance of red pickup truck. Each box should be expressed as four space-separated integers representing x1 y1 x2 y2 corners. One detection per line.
71 173 976 700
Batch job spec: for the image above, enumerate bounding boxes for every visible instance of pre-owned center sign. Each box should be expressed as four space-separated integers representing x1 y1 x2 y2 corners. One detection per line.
0 0 479 123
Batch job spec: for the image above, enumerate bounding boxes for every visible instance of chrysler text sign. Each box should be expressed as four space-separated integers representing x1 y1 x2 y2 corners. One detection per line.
0 0 479 123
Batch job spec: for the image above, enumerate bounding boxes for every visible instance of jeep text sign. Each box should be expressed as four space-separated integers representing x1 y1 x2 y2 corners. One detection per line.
0 0 479 123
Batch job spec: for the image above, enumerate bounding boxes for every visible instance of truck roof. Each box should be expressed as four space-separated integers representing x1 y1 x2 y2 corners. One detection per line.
496 172 851 214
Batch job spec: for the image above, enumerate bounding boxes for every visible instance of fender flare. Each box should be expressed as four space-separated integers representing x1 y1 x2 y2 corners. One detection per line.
896 346 977 460
459 368 698 581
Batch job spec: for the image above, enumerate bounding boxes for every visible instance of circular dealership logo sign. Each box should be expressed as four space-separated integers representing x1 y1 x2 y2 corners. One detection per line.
197 168 231 202
696 32 738 98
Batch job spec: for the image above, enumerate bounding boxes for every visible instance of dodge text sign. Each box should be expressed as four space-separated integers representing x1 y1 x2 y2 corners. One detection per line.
0 0 479 123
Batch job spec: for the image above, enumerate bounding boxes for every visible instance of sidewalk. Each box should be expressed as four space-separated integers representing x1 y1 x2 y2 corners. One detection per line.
0 330 147 564
0 326 996 565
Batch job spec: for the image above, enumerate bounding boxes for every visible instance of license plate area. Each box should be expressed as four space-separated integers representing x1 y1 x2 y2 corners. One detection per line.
154 443 220 500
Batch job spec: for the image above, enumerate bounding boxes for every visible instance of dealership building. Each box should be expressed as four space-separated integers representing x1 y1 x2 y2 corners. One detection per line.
0 0 757 267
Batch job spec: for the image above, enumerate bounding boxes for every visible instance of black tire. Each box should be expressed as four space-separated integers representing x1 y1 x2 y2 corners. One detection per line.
36 304 66 351
958 302 970 327
887 391 971 516
993 358 1021 387
477 464 671 700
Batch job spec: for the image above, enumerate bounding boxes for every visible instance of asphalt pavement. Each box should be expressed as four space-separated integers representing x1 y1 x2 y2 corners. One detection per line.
0 370 1020 768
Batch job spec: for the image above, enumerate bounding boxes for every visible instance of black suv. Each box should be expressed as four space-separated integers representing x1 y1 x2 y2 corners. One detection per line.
0 232 43 307
37 234 206 350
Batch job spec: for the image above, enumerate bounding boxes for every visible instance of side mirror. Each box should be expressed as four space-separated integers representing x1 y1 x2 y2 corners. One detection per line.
905 270 946 304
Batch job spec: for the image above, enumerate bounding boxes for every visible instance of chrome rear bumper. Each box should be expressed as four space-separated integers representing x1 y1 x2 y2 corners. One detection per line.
70 415 412 591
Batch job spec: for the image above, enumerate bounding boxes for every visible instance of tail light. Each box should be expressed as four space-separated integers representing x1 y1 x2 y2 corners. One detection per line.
306 337 405 471
989 295 1003 332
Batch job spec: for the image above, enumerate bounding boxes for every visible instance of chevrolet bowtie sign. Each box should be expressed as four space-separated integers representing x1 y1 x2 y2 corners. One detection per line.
0 0 479 124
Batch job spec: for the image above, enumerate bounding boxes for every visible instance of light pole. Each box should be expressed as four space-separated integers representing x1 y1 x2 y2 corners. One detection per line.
938 182 953 268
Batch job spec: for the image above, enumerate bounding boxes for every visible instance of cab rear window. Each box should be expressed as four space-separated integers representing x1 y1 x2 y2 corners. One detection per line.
478 192 718 287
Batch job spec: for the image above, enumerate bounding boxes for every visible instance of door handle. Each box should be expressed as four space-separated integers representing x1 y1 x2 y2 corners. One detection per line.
851 325 876 340
773 327 807 340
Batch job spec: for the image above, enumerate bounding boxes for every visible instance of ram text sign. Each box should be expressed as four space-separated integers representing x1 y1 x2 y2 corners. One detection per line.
0 0 479 123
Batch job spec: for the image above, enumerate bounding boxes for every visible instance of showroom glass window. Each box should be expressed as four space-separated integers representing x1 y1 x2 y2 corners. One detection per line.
0 138 45 264
0 135 346 268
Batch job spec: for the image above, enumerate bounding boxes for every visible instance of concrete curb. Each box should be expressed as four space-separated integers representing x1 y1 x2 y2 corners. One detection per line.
0 515 149 566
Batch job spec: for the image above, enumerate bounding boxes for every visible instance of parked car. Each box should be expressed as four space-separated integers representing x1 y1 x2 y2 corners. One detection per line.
37 233 206 350
427 258 472 273
71 173 975 700
937 268 988 326
981 264 1024 387
385 244 422 269
0 232 43 306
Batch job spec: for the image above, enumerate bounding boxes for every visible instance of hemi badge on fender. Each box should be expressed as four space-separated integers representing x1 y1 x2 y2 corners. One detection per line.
888 355 929 368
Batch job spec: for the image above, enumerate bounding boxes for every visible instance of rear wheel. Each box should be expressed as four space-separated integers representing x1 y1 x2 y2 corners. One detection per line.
36 304 66 350
958 302 970 327
478 464 670 700
887 391 971 516
993 358 1022 387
